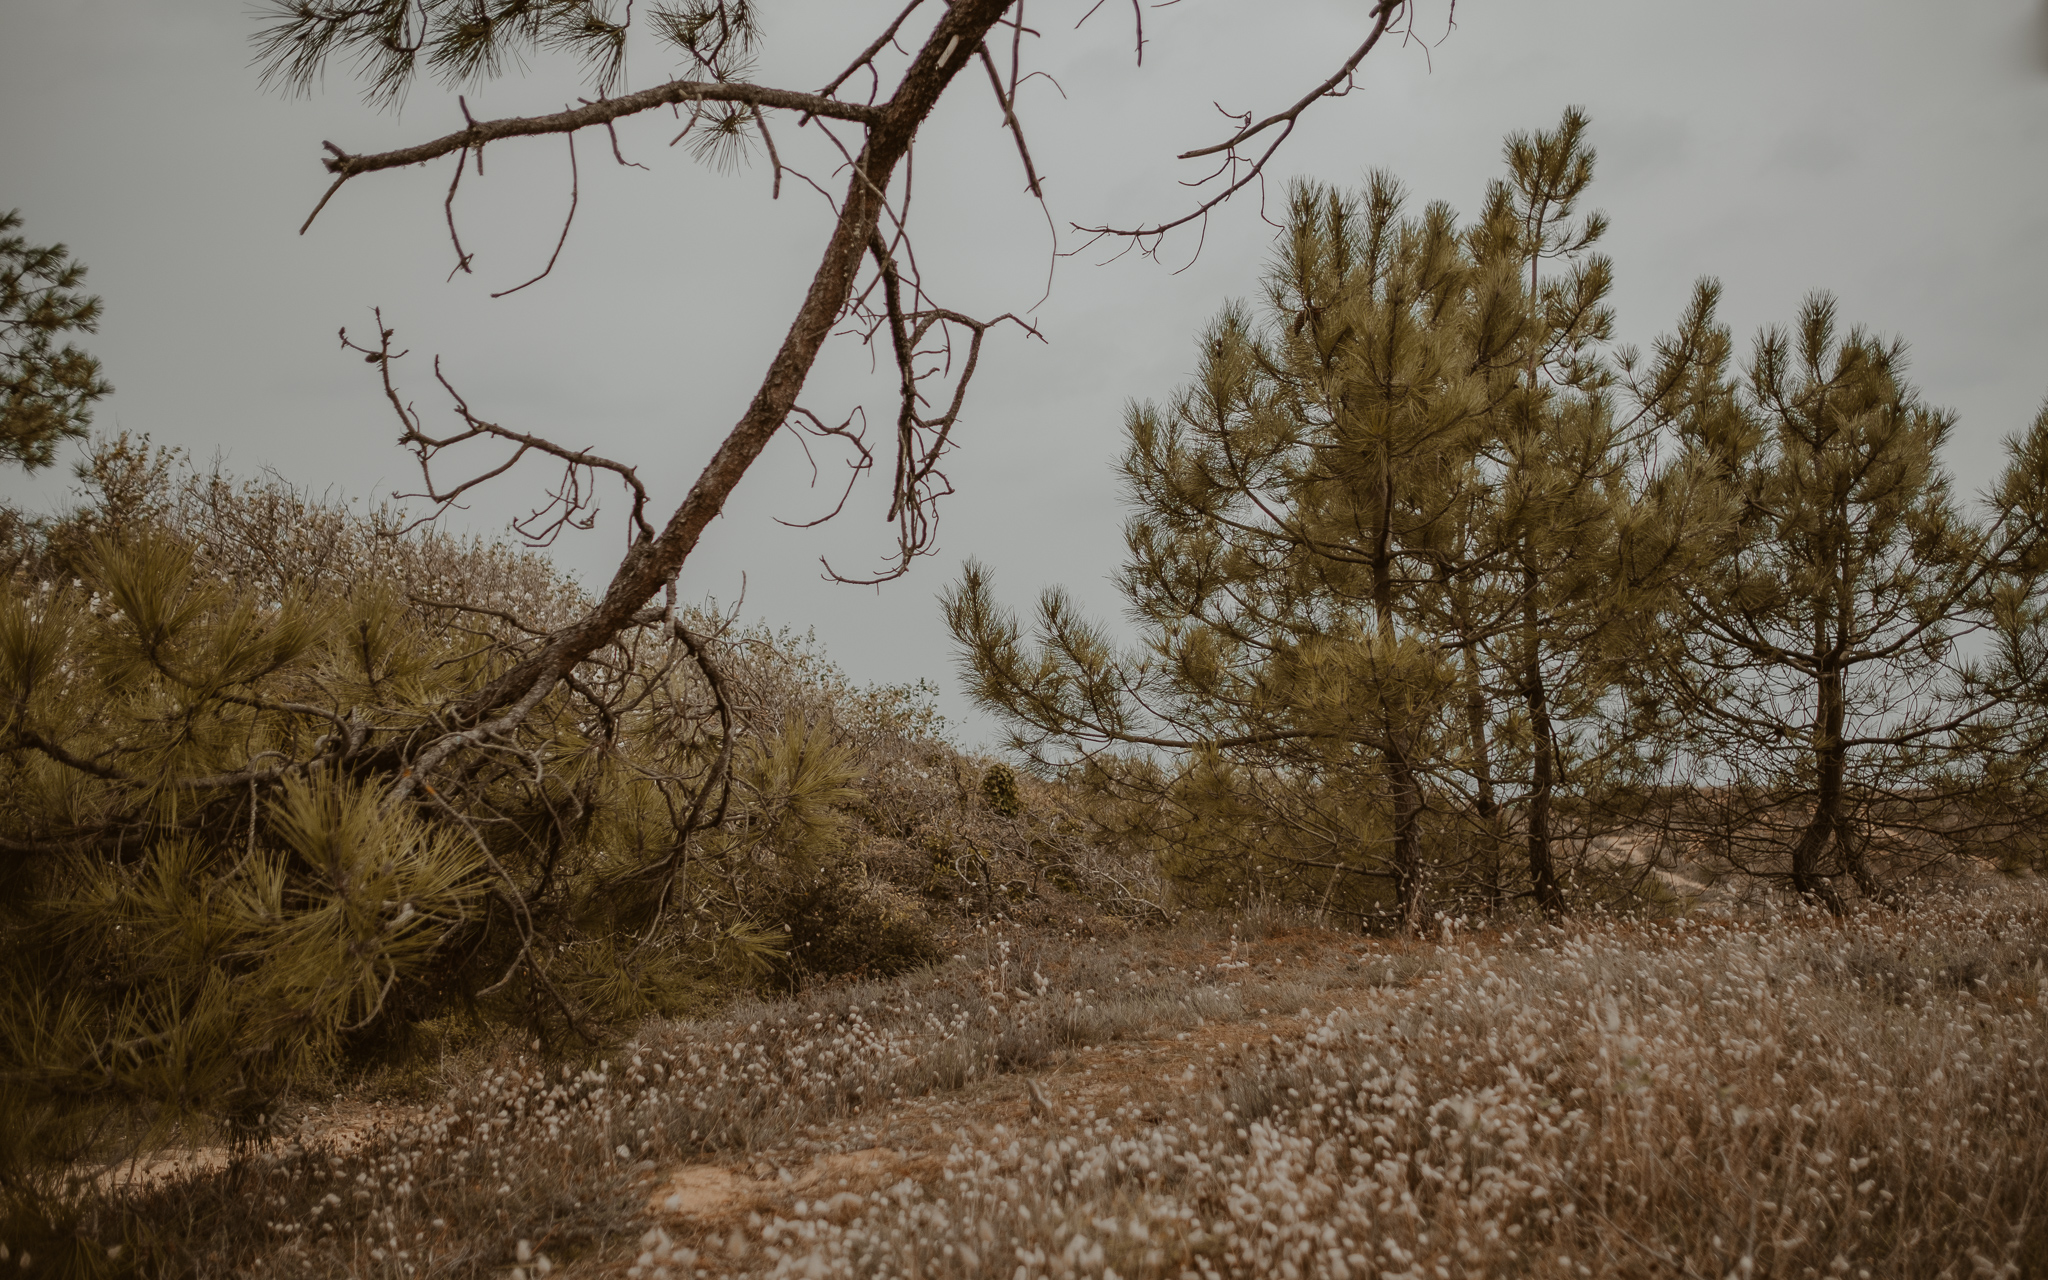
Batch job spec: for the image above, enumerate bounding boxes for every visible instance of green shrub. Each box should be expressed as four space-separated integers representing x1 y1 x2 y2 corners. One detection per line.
0 441 1127 1197
766 863 939 989
980 762 1023 817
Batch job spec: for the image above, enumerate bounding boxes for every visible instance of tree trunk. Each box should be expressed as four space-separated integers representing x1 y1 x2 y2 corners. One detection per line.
1522 570 1566 916
1370 445 1427 933
1791 662 1848 915
451 0 1017 731
1386 740 1428 935
1834 808 1884 903
1461 647 1504 914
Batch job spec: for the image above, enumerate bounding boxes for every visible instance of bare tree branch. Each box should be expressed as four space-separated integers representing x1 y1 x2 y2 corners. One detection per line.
977 42 1042 196
322 80 884 179
300 76 888 235
816 0 931 105
290 0 1432 812
492 132 579 297
1071 0 1404 250
349 0 1023 807
1178 1 1399 162
344 320 656 546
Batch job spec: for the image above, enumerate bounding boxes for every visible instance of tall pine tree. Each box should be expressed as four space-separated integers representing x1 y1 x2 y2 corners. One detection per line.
950 112 1679 927
1643 293 2048 908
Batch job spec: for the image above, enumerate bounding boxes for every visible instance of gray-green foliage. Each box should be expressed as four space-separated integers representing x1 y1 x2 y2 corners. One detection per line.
0 211 110 471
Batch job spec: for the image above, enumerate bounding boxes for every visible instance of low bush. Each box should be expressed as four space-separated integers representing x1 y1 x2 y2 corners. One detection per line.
765 863 941 989
0 439 1146 1202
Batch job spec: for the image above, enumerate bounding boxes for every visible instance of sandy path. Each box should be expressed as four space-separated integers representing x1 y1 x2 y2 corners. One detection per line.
625 929 1429 1274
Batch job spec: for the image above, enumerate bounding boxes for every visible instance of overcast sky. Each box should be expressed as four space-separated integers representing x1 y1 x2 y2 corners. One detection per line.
4 1 2046 747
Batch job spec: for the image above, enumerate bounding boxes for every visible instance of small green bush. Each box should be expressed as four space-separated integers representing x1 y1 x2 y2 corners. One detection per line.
767 864 939 989
980 763 1023 818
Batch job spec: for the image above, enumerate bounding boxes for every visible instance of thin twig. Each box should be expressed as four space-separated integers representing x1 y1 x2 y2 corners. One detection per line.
977 43 1042 196
493 132 580 297
443 147 474 278
750 103 783 199
1072 0 1404 250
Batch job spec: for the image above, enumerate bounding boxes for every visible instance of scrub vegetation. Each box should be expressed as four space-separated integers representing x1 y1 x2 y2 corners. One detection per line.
8 895 2046 1278
0 439 1143 1225
5 4 2048 1272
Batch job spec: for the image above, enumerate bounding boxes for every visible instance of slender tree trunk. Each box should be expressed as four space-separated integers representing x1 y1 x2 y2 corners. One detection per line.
1370 444 1426 933
1461 646 1503 914
1386 742 1429 935
1829 527 1885 904
1522 567 1566 916
1834 808 1883 902
1791 661 1848 915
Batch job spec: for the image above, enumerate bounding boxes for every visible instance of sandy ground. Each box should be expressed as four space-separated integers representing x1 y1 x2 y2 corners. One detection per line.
89 1097 422 1193
91 925 1438 1272
623 928 1426 1273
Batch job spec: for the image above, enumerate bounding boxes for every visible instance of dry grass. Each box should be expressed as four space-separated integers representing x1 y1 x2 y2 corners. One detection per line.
16 893 2048 1279
741 899 2048 1280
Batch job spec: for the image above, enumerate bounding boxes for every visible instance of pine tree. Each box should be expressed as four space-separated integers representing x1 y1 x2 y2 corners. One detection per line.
951 111 1946 926
0 533 487 1178
0 441 956 1189
1643 293 2048 908
1453 109 1628 915
0 211 110 471
950 122 1642 931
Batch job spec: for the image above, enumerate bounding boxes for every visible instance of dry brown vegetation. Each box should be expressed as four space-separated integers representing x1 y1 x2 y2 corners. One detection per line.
24 886 2047 1279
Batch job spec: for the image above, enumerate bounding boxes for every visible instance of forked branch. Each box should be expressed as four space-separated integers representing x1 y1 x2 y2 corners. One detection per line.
301 78 884 234
1071 0 1410 252
829 232 1043 585
343 317 655 547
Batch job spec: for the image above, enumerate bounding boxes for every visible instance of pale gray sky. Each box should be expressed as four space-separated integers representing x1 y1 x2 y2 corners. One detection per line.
4 1 2046 746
